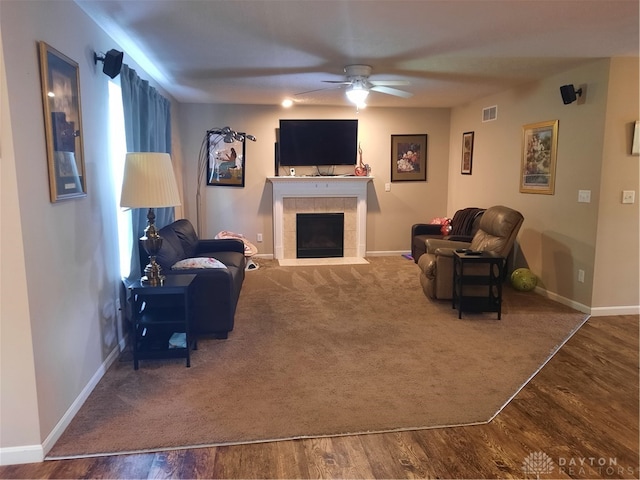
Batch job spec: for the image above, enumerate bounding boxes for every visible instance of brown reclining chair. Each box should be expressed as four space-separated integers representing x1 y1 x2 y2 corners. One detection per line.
417 205 524 300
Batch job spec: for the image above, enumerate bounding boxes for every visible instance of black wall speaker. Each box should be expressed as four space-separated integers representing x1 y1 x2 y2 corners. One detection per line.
560 84 578 104
94 49 123 79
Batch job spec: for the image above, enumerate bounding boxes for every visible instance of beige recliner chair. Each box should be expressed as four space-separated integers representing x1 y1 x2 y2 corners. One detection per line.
418 205 524 300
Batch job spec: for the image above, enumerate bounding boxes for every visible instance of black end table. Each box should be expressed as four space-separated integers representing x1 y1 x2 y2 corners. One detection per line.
129 274 197 369
452 250 505 319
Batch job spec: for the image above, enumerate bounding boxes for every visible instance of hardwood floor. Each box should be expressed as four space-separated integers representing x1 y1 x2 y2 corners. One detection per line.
1 315 637 479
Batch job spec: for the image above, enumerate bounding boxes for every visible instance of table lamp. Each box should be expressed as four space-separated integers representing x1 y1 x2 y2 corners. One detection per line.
120 152 181 286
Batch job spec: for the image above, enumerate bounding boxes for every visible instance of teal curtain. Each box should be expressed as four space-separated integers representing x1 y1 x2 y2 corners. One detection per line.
120 64 174 280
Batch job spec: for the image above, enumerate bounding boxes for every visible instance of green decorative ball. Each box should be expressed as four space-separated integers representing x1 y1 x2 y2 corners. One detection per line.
511 268 537 291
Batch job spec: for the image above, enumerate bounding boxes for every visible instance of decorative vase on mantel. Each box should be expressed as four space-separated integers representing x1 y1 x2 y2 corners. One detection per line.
355 143 368 176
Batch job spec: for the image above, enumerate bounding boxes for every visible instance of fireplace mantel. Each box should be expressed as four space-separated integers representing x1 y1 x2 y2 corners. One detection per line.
268 176 373 260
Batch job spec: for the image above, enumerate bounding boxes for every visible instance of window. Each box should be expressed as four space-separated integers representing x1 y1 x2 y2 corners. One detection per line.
108 79 131 278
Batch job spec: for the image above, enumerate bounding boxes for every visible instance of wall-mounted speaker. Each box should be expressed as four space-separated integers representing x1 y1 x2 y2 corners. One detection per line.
560 84 582 105
94 49 124 79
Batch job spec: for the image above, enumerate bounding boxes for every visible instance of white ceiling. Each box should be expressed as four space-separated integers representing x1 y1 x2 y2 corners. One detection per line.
78 0 639 108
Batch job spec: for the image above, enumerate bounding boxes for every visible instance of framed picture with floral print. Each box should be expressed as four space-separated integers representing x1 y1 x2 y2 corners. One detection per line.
520 120 558 195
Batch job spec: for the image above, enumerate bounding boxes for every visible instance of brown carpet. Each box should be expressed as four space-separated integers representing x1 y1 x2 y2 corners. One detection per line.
47 256 588 459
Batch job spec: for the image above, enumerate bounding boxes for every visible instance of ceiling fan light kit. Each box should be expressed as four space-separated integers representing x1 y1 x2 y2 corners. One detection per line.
311 64 412 107
345 81 370 107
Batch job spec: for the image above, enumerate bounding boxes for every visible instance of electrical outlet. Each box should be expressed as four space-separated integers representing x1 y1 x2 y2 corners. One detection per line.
578 269 585 283
622 190 636 204
257 233 263 242
385 183 391 192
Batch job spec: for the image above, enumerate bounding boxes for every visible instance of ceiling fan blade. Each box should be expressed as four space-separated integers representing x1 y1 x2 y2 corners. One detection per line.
322 80 352 84
369 80 410 86
371 85 413 98
295 85 343 96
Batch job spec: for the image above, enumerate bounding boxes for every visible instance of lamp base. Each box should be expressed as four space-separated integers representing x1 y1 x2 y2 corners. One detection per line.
142 256 165 286
140 208 165 286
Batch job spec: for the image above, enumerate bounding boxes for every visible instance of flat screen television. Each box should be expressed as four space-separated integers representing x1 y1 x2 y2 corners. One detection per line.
278 119 358 166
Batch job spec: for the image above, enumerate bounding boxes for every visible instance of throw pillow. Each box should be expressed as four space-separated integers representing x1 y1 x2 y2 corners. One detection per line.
171 257 227 269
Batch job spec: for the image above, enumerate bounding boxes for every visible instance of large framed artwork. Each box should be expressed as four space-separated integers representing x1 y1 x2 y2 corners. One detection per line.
461 131 474 175
391 134 427 182
520 120 558 195
38 41 87 202
206 132 246 187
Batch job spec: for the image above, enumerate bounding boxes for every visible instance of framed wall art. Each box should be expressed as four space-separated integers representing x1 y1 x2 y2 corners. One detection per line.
206 132 246 187
461 131 474 174
520 120 558 195
632 120 639 156
391 134 427 182
38 41 86 202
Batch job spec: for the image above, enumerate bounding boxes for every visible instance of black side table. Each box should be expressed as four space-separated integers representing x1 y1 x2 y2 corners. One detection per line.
452 250 505 319
130 274 197 369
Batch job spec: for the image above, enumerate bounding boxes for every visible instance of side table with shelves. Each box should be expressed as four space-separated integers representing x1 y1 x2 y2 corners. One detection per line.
130 274 197 369
452 250 505 319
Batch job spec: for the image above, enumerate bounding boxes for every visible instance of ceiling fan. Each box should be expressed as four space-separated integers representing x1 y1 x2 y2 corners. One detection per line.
333 64 412 106
298 64 412 107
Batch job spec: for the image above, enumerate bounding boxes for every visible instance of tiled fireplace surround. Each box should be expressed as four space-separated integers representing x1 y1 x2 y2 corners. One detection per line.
268 176 372 260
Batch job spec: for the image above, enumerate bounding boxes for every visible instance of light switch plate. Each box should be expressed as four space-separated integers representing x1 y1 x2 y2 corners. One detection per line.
578 190 591 203
622 190 636 204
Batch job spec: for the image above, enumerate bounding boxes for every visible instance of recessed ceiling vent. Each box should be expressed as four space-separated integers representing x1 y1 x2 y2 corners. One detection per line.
482 105 498 122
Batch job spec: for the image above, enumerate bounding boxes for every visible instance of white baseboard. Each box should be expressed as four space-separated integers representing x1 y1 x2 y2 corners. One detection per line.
0 444 44 466
41 342 123 458
590 305 640 316
533 286 591 314
0 341 123 465
366 250 408 257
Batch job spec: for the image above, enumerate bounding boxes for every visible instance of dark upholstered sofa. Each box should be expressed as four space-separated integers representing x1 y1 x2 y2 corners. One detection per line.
139 219 245 338
411 207 485 263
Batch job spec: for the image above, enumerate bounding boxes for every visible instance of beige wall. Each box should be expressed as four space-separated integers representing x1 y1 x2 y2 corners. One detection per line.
177 105 451 255
592 57 640 312
0 30 42 458
0 0 179 463
448 59 617 310
1 0 637 466
1 0 122 453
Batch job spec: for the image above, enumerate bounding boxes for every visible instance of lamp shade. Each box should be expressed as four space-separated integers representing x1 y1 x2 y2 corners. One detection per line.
120 152 181 208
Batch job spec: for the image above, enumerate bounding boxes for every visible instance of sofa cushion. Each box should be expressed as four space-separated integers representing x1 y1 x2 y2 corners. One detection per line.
171 219 200 258
172 257 227 269
204 250 245 268
155 225 185 270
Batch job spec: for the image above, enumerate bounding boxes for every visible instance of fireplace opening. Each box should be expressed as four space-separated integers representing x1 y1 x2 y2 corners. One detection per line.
296 213 344 258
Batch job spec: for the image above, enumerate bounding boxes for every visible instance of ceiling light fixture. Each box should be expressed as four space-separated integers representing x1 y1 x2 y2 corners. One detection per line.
345 79 369 108
281 98 293 108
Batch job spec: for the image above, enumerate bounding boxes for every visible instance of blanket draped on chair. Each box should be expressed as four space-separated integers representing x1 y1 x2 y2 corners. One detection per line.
450 207 485 236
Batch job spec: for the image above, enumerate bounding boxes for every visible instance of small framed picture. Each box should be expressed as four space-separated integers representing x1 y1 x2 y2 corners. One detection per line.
206 132 246 187
461 131 474 174
38 42 87 202
520 120 559 195
391 134 427 182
